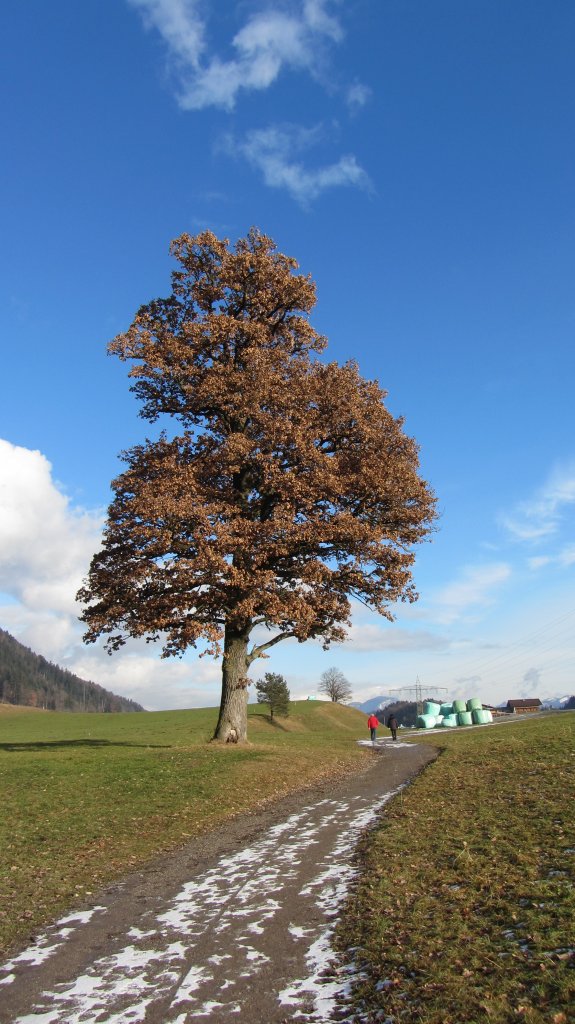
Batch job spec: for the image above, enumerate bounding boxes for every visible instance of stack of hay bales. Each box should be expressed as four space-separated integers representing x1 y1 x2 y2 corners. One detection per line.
416 698 493 729
417 700 441 730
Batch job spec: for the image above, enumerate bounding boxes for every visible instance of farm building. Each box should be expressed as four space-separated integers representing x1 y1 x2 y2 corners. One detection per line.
505 698 542 714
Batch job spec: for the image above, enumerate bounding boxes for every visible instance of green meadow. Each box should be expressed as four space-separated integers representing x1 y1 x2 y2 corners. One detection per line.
0 699 367 955
337 713 575 1024
2 705 573 1024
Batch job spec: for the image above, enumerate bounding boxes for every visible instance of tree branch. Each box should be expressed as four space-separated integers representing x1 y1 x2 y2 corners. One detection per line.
248 631 296 663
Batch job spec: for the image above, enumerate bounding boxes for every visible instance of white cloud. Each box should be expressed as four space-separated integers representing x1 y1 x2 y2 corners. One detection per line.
128 0 205 68
230 122 370 204
0 438 225 710
346 81 371 111
0 439 104 617
0 604 81 664
501 463 575 542
431 562 512 624
69 648 222 711
129 0 344 110
345 623 449 653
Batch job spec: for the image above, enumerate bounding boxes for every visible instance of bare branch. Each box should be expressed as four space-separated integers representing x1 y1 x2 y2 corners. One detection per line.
248 632 297 663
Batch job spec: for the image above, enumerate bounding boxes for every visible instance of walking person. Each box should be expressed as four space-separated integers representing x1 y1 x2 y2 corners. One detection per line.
367 713 379 743
387 713 398 741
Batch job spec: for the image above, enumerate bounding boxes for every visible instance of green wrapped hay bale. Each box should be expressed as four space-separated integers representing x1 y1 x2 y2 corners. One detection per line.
457 711 473 726
472 708 487 724
440 702 453 716
423 700 441 716
452 699 467 714
467 697 482 712
485 710 493 722
417 714 436 729
434 719 445 727
442 714 459 727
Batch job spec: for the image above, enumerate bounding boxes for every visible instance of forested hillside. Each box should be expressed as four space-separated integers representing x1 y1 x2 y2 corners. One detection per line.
375 700 418 727
0 629 143 712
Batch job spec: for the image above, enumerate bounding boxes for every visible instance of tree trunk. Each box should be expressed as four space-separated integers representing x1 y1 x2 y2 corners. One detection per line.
213 627 250 742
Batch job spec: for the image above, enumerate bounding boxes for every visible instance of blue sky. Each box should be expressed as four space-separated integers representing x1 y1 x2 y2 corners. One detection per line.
1 0 574 710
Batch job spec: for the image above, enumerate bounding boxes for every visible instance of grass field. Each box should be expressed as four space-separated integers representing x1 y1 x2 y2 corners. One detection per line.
3 705 574 1023
337 713 575 1024
0 699 368 955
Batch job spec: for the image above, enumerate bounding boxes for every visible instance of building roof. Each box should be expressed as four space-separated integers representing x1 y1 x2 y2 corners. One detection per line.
506 698 542 709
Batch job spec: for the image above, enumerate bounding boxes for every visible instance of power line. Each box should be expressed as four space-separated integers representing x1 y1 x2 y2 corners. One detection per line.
390 676 447 714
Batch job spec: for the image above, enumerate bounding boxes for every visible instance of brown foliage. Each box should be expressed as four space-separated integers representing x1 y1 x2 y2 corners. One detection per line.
78 229 437 736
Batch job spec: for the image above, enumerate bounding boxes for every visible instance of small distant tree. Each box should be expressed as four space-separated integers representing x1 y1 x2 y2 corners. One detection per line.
319 667 352 703
255 672 290 720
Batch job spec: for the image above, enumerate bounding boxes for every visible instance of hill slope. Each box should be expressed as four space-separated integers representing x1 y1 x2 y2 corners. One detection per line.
0 628 143 712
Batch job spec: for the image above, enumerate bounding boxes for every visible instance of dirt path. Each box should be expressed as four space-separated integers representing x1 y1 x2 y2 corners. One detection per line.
0 741 435 1024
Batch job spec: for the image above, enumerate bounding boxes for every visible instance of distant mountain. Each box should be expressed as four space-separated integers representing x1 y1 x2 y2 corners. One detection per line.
350 695 397 714
375 700 418 728
541 695 575 710
0 628 144 713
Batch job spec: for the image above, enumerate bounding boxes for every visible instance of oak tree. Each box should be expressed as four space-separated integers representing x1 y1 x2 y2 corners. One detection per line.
78 229 437 743
319 666 353 704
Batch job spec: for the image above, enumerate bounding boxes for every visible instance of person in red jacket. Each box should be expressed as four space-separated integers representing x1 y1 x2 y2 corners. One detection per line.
367 713 379 742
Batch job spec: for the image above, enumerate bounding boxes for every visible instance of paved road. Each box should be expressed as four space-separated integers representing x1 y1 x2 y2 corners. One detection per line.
0 742 434 1024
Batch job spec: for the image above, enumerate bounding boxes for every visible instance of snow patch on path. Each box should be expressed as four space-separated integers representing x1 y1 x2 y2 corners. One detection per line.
3 780 407 1022
0 906 108 984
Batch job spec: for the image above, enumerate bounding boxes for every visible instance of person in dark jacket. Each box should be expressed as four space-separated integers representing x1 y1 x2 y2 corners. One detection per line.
387 713 398 740
367 713 379 742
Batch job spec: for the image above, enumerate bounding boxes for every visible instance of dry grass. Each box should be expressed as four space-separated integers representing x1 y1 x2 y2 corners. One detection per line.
336 713 575 1024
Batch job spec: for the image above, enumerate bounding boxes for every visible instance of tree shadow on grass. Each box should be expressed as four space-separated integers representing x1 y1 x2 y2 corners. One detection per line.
0 739 172 752
249 712 290 731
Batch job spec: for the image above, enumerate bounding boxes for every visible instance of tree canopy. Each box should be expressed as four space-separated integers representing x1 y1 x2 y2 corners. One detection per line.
78 229 437 742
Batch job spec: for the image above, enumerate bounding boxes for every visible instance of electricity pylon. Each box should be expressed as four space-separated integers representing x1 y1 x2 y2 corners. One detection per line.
389 676 447 715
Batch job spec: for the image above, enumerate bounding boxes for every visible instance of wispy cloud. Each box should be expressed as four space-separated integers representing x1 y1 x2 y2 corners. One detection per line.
228 122 370 204
558 543 575 566
527 544 575 570
501 463 575 542
520 667 542 696
129 0 345 110
527 555 551 571
431 562 512 624
455 674 482 686
345 623 449 654
128 0 205 69
346 81 371 112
